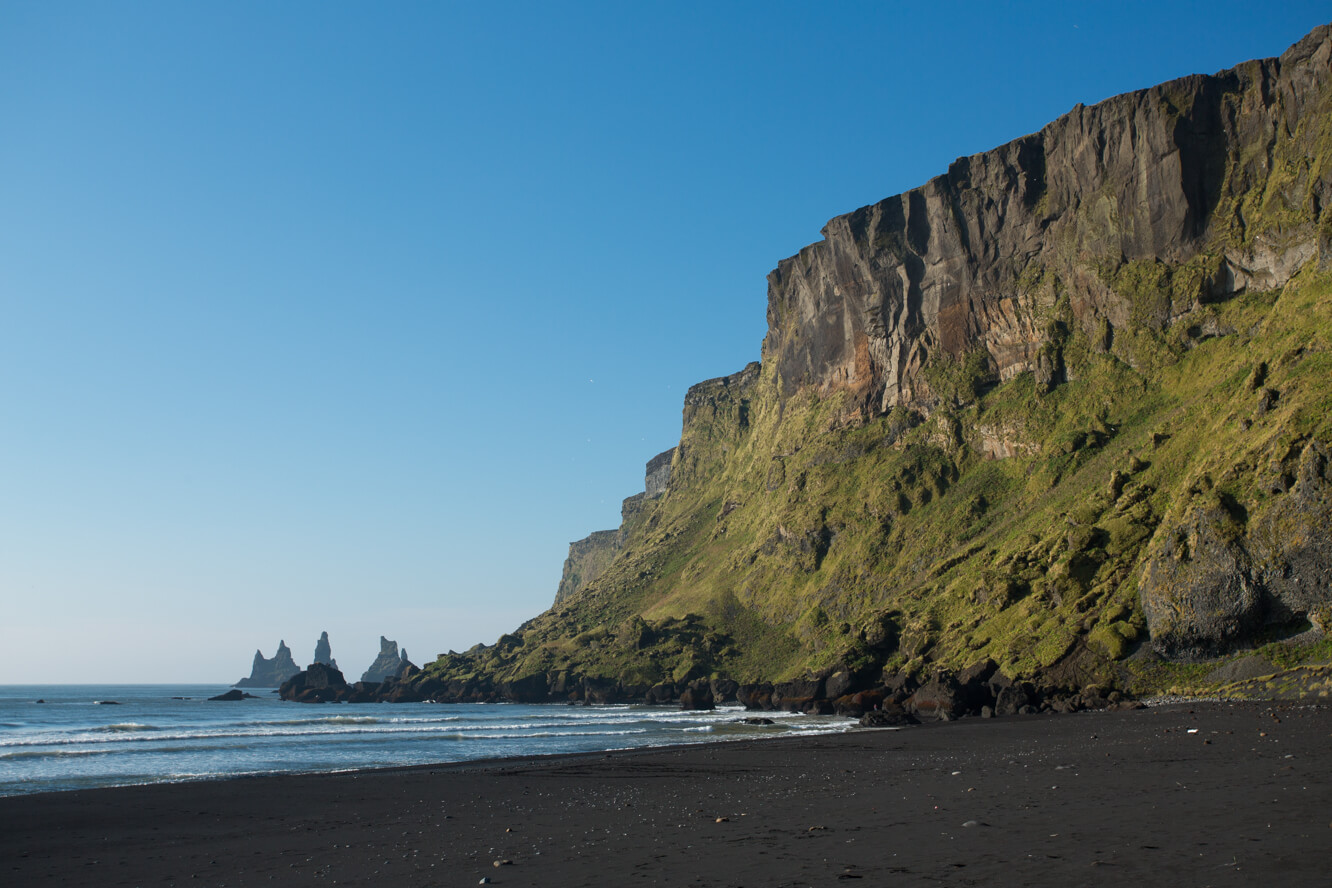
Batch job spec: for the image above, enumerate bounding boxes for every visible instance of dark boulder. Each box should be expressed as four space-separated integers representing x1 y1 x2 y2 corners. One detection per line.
679 680 715 711
994 683 1035 717
736 682 775 711
833 689 886 717
907 674 964 720
859 704 919 728
208 689 255 701
646 682 678 705
772 677 825 708
822 670 854 700
710 678 740 703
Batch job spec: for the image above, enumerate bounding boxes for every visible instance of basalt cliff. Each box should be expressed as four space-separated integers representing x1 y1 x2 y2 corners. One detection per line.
314 26 1332 710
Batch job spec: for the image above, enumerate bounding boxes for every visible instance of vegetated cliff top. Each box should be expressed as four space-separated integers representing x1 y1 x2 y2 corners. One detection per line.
413 22 1332 703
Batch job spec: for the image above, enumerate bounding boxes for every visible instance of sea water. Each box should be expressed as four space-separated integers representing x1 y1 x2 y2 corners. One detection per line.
0 684 852 796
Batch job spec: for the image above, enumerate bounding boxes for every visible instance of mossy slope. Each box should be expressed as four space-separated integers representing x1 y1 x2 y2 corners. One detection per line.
418 26 1332 700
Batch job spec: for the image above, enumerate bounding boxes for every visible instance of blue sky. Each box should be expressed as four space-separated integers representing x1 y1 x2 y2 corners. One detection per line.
2 2 1328 682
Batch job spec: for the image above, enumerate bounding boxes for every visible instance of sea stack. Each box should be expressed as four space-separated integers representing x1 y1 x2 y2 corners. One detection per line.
313 631 338 670
361 637 415 682
234 641 301 688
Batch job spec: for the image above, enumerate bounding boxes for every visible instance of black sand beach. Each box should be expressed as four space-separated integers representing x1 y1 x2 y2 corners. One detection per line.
3 701 1329 887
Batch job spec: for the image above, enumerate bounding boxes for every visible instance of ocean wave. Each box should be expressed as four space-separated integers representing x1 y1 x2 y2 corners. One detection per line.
0 720 664 749
0 748 101 761
438 728 650 741
94 723 159 733
258 716 386 726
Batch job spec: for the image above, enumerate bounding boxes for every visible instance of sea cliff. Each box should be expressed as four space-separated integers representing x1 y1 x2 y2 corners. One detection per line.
292 24 1332 709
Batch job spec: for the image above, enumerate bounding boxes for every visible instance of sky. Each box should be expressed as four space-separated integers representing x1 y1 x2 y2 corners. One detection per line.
1 1 1328 683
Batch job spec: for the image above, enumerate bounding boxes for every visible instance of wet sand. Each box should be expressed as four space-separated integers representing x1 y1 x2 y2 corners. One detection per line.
2 701 1328 887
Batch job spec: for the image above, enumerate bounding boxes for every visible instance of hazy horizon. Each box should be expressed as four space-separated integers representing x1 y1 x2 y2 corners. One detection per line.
3 1 1328 683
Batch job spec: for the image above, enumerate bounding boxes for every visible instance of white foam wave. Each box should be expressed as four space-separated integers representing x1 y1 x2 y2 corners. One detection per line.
95 723 159 733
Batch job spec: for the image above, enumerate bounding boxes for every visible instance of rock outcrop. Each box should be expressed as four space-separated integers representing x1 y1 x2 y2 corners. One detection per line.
279 662 351 703
360 637 415 682
234 640 301 688
313 631 338 670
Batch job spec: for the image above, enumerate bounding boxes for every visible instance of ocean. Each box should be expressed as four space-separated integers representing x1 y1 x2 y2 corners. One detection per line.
0 684 852 797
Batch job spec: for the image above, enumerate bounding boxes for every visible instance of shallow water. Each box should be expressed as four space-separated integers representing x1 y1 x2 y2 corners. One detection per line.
0 684 852 796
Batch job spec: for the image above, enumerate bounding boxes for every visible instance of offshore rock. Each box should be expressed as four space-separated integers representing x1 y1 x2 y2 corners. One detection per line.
208 689 257 701
361 636 414 682
234 640 300 688
279 662 351 703
313 631 338 670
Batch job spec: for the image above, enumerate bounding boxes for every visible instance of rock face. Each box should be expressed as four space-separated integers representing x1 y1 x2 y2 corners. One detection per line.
1140 440 1332 658
234 640 301 688
313 631 338 670
553 449 681 606
763 26 1332 418
361 637 415 682
644 448 675 498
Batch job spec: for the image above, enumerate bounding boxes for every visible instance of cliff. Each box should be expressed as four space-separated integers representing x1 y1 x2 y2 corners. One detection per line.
234 640 301 688
554 449 677 606
409 24 1332 706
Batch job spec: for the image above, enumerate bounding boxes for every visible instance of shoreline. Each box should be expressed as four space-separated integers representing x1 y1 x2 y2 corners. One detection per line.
4 699 1328 886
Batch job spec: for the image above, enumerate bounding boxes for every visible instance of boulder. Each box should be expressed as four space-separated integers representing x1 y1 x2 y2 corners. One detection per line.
208 689 255 701
994 683 1034 717
859 704 919 728
736 683 775 711
679 680 715 710
823 670 854 700
907 674 964 720
710 678 740 703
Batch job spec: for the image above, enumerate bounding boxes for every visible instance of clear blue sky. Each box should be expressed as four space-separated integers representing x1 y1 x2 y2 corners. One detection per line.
1 2 1327 683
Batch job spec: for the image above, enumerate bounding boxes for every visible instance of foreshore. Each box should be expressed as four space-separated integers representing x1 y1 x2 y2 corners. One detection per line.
3 700 1328 887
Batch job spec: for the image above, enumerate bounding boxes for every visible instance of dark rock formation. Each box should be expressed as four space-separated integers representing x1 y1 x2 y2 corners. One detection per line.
235 640 301 688
313 631 338 670
208 689 257 701
678 680 715 710
279 662 350 703
361 637 415 683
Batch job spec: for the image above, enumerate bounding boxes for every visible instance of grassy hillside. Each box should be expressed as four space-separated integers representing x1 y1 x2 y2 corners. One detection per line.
418 263 1332 696
414 30 1332 701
